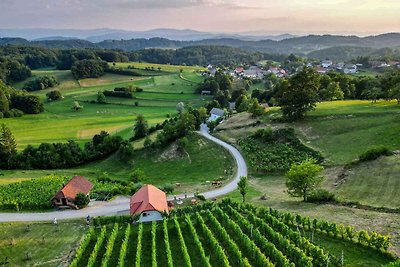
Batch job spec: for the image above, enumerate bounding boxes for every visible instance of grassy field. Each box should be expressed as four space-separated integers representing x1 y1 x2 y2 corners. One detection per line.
0 220 86 267
0 134 235 194
295 100 400 164
334 155 400 209
112 61 205 73
4 67 208 149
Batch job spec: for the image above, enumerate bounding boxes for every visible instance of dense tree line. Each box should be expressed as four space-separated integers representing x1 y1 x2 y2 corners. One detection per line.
22 75 58 91
71 59 109 79
0 81 43 118
0 127 124 169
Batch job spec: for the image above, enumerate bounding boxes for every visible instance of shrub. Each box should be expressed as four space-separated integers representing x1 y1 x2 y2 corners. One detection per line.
46 90 62 101
161 184 174 194
306 189 336 203
0 112 3 119
130 168 145 183
359 147 393 162
75 193 90 209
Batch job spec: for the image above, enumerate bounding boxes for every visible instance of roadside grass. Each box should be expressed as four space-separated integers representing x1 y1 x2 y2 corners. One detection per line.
0 220 87 267
334 155 400 209
0 134 235 194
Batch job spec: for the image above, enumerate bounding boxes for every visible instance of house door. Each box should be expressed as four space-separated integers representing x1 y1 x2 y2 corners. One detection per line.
62 198 67 205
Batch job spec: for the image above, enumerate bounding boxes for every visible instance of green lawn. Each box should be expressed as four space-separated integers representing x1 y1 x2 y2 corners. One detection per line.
0 220 86 267
112 61 205 73
4 69 207 149
334 155 400 208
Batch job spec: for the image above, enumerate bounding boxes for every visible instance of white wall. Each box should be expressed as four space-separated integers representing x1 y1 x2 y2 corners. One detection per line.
137 211 163 222
208 114 221 122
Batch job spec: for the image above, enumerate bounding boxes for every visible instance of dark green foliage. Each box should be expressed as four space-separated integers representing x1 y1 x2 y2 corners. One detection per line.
103 86 141 98
22 76 58 92
75 193 90 209
276 68 320 121
0 124 17 169
359 147 393 162
96 91 106 104
71 59 108 79
0 58 31 83
3 131 123 169
305 189 336 203
238 128 323 172
133 114 148 139
10 93 44 114
0 88 9 113
46 90 62 101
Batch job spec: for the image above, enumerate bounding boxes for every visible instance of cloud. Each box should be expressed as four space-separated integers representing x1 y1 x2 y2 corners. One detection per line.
111 0 234 9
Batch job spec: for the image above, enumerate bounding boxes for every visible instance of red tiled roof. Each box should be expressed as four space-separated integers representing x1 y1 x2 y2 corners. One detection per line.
130 185 168 215
53 176 93 201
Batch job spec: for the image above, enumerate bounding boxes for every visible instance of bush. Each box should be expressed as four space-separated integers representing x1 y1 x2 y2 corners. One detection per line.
130 169 145 183
46 90 62 101
75 193 90 209
359 147 393 162
23 76 58 92
160 184 174 194
306 189 336 203
0 112 3 119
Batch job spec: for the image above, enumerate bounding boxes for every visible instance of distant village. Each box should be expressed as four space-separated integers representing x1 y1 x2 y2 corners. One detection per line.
203 59 400 80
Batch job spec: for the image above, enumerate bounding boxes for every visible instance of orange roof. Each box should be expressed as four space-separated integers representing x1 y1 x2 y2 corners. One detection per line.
130 185 168 215
53 176 93 201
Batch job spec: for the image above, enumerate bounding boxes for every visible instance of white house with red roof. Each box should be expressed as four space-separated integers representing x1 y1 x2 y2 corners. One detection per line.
130 184 169 222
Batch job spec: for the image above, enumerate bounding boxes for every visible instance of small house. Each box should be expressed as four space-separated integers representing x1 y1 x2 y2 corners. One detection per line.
52 176 93 209
130 185 169 222
321 60 333 68
208 107 225 122
343 64 357 74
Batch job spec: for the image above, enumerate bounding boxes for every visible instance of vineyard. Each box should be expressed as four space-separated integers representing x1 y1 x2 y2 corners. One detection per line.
69 201 393 267
238 128 323 173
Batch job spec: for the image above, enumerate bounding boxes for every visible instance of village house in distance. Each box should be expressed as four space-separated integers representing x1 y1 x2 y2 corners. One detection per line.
130 184 169 222
52 176 93 209
208 107 225 122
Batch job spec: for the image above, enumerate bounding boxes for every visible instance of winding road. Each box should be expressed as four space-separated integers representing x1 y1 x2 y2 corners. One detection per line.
0 124 247 222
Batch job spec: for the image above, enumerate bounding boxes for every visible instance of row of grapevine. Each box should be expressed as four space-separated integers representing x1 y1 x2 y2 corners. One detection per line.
270 207 392 251
151 222 157 267
222 206 295 267
173 217 192 267
69 227 95 267
255 208 337 266
118 224 131 267
184 215 212 267
101 223 119 267
194 212 230 267
244 210 313 267
202 210 252 267
211 208 274 267
163 219 174 267
135 223 143 267
87 226 107 267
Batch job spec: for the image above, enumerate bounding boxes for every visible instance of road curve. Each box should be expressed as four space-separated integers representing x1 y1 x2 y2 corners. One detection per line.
0 124 247 222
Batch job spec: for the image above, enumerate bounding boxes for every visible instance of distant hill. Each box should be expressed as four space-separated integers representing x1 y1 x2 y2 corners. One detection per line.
1 32 400 61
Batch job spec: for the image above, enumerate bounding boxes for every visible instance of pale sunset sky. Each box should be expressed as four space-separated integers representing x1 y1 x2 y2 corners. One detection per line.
0 0 399 35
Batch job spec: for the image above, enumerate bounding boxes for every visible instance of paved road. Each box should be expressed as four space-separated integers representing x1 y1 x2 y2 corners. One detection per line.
0 124 247 222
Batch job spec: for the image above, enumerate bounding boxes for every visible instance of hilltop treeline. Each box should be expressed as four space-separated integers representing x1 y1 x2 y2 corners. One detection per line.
0 45 265 83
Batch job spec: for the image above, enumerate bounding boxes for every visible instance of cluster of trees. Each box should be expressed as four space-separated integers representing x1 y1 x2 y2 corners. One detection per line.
22 75 59 91
261 67 400 121
0 57 31 83
71 59 109 79
0 126 124 169
0 81 44 118
103 85 143 99
132 105 207 148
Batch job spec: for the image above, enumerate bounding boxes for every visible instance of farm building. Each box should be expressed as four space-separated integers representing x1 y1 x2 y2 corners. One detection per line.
52 176 93 209
130 184 169 222
208 107 225 122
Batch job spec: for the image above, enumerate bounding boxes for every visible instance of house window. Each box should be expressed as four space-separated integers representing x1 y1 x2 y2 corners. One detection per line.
143 213 147 217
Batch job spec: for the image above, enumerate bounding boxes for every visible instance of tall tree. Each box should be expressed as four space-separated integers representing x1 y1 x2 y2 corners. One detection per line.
97 91 106 104
285 158 324 202
277 68 320 121
0 124 17 168
238 176 248 203
134 114 148 139
0 89 9 113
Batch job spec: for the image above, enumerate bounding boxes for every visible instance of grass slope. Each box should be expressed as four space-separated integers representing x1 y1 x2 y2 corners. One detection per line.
4 66 207 149
0 220 86 267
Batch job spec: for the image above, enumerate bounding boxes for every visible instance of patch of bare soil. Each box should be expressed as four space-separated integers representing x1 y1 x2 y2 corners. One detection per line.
155 143 186 162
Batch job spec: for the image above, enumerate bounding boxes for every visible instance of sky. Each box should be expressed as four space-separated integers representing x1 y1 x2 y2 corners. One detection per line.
0 0 399 35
